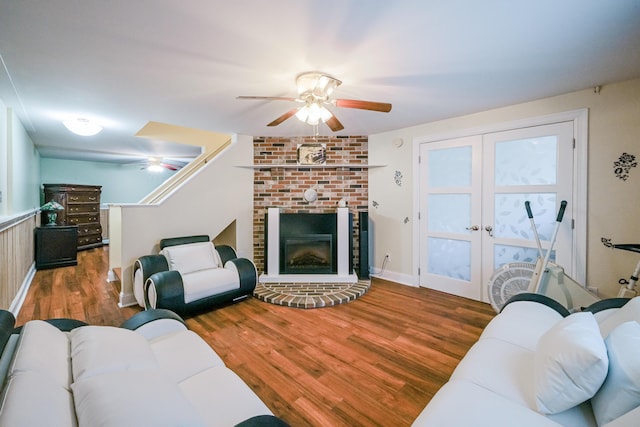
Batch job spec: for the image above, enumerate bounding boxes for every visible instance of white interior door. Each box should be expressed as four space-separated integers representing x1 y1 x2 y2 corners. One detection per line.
419 121 575 302
419 135 482 300
481 122 575 293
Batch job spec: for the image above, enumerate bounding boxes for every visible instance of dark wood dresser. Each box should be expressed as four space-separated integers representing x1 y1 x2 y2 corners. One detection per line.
43 184 103 250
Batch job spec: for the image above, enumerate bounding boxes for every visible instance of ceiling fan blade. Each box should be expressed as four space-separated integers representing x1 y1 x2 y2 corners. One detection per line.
325 115 344 132
334 99 392 113
161 163 179 171
237 96 299 102
267 108 299 127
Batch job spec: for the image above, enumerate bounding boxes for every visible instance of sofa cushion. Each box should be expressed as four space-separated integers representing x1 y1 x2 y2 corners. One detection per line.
597 297 640 338
9 320 71 389
534 312 608 414
150 330 225 382
182 268 239 303
70 326 158 381
591 321 640 426
72 370 205 427
161 242 219 275
480 300 565 351
410 380 561 427
178 366 273 426
0 370 77 427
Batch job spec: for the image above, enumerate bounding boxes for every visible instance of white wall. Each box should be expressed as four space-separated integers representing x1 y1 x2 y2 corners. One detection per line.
115 134 254 306
370 78 640 298
40 158 176 204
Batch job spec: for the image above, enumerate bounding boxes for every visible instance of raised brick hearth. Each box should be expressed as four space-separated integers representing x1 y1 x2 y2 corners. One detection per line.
253 280 370 309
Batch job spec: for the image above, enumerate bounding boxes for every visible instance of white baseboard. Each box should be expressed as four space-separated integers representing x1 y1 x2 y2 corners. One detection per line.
369 268 417 287
10 263 36 317
118 292 138 308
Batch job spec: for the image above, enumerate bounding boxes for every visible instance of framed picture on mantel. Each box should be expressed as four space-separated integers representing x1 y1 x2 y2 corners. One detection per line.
297 143 326 165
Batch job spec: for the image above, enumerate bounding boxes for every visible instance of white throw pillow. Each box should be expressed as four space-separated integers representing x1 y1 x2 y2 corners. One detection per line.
534 312 609 414
72 370 205 427
70 326 158 381
591 321 640 426
161 242 218 274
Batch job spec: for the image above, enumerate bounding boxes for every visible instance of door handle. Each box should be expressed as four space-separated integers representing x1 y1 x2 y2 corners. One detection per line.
465 225 480 231
485 225 494 237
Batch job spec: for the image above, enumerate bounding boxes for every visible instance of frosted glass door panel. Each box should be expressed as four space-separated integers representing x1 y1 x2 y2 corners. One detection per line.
428 194 471 233
494 193 556 241
428 238 471 281
495 136 557 186
428 146 472 187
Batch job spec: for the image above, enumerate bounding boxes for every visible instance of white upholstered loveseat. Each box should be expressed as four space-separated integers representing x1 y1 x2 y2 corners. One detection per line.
412 294 640 427
0 309 288 427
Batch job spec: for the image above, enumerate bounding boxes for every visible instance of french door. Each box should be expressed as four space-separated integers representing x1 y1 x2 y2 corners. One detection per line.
419 121 575 302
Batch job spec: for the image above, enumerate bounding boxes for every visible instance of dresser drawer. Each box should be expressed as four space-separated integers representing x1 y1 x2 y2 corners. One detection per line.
77 233 103 250
67 213 99 225
67 204 99 214
77 225 102 237
67 192 100 203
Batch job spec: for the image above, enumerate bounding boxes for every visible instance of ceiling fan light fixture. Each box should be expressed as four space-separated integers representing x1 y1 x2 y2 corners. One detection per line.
296 72 341 99
295 102 332 125
62 118 102 136
147 158 163 172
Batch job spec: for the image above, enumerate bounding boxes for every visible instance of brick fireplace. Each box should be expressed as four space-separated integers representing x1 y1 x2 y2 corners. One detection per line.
252 135 368 277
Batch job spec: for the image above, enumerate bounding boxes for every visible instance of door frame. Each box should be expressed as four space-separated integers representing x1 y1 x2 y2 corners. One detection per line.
412 109 588 289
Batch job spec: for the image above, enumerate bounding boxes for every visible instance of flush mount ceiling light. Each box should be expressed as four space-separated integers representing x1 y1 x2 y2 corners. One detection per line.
63 118 102 136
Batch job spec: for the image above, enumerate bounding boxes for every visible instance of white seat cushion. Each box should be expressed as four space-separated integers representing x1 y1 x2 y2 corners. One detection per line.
178 366 273 427
182 268 239 303
411 380 561 427
0 371 77 427
150 330 226 382
72 370 205 427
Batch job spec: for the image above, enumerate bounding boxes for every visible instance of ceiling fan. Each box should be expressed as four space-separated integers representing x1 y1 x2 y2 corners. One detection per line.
237 71 392 132
124 157 191 172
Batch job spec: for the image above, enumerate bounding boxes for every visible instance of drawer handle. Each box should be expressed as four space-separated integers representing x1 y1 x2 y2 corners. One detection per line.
70 196 79 201
89 197 96 201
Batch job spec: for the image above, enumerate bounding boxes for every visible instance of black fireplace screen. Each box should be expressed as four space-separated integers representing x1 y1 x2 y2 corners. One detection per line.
283 234 333 274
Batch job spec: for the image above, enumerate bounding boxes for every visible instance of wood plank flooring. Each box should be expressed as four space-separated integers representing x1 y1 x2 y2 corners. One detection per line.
16 246 496 427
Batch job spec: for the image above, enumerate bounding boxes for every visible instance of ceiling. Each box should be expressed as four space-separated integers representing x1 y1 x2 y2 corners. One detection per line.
1 1 639 164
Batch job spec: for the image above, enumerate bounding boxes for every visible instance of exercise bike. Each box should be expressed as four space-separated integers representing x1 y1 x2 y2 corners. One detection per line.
488 200 600 312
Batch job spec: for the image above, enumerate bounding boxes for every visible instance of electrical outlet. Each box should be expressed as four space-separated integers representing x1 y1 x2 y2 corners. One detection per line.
385 253 391 262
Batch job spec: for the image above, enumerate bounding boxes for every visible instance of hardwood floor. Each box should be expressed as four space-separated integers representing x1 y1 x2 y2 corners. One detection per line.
17 246 496 427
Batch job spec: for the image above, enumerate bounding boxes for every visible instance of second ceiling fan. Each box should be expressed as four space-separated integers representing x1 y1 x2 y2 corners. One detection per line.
237 71 392 132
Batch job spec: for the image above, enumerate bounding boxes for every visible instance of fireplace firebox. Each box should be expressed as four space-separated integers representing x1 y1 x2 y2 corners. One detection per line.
284 234 333 274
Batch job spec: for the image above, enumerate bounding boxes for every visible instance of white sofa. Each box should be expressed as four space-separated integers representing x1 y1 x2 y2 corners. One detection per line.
412 294 640 427
0 309 288 427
